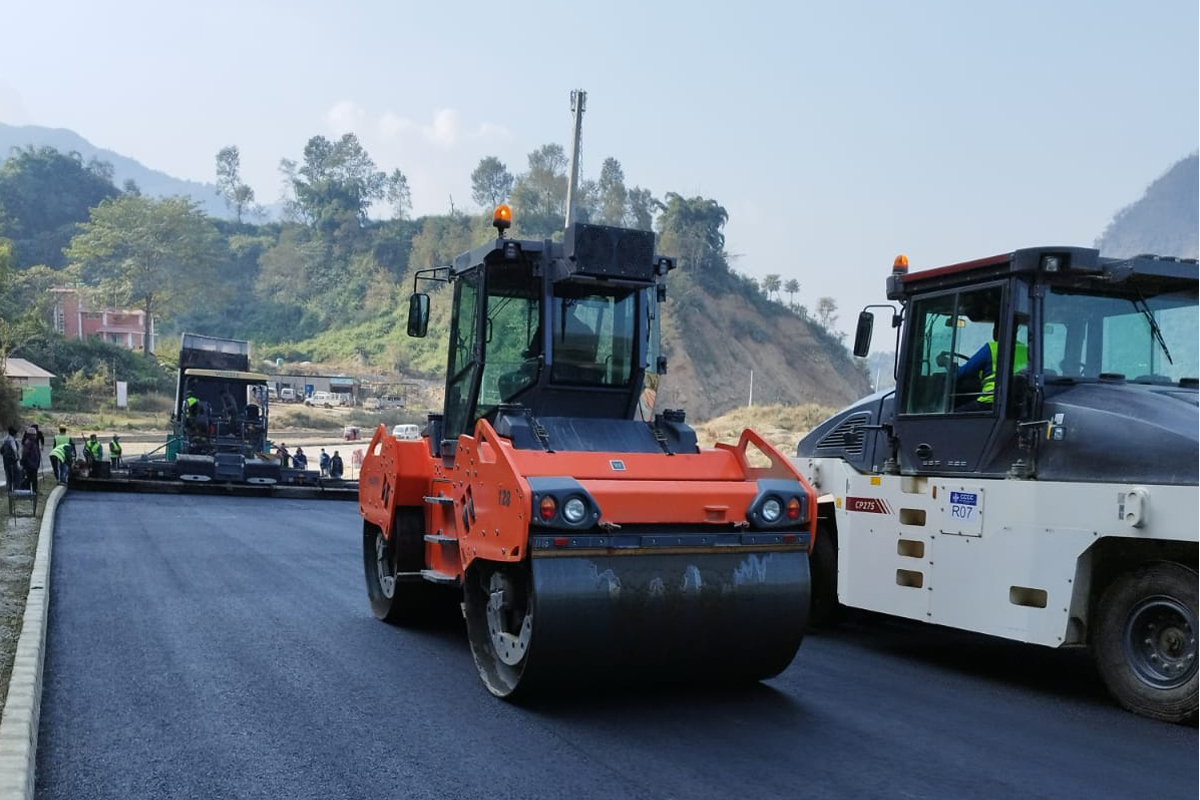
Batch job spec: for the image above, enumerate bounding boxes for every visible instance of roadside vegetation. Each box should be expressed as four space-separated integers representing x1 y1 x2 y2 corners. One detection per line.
1 138 862 425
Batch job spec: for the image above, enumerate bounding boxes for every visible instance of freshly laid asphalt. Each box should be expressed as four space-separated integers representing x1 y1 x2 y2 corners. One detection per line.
37 493 1197 799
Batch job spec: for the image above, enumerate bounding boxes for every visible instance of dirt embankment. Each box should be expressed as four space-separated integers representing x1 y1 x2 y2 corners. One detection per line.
655 286 870 422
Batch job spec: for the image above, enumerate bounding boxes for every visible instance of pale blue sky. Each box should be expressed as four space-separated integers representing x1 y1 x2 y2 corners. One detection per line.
1 0 1196 339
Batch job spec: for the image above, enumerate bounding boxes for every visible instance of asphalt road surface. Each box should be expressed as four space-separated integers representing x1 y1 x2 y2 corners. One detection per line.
37 494 1197 799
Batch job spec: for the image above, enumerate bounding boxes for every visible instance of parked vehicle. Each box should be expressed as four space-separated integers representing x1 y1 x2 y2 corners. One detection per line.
367 395 405 410
305 391 335 407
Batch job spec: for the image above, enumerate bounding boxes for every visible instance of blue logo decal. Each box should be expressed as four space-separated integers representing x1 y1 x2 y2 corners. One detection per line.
949 491 977 506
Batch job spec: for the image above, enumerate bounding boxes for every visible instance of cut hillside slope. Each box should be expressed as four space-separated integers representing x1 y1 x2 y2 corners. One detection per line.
655 276 870 421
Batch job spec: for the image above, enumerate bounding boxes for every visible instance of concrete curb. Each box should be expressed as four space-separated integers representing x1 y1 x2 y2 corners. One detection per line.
0 484 66 800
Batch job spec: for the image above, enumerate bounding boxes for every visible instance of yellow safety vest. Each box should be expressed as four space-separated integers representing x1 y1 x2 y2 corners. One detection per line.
980 340 1029 403
54 433 71 447
110 440 122 456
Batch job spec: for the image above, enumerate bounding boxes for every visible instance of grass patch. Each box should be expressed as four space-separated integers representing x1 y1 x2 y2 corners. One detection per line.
695 403 836 452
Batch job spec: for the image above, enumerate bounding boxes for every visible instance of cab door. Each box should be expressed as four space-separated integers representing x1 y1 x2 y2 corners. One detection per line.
893 282 1008 475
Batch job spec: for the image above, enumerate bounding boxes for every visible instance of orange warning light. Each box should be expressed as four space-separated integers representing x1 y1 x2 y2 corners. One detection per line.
893 254 909 274
493 204 512 232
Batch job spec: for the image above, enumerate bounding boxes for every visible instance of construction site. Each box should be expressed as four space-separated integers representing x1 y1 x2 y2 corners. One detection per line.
1 66 1197 799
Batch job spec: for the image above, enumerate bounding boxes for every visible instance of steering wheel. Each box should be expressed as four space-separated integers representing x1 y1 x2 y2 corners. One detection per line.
935 351 970 368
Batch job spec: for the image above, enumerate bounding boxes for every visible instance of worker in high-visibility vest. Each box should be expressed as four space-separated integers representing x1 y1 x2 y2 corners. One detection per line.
85 434 104 465
109 434 123 469
53 425 77 465
956 322 1029 410
50 441 70 484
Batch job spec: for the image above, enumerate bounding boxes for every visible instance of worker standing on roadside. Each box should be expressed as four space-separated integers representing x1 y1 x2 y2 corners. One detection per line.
329 450 344 479
1 426 19 490
20 428 41 492
277 442 290 468
109 434 123 469
293 447 308 470
319 448 330 477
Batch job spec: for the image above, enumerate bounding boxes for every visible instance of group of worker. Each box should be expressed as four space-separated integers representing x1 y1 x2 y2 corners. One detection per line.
273 443 343 477
1 424 123 492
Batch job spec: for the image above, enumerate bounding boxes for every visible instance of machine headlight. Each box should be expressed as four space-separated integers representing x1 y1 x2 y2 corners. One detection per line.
761 497 783 523
563 497 587 524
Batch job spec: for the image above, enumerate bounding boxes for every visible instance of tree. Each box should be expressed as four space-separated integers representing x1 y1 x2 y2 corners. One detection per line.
281 133 388 231
65 195 224 355
510 144 568 237
215 145 256 223
0 146 119 268
763 274 782 301
816 296 839 331
596 157 627 226
625 187 658 231
655 193 729 284
784 278 800 307
385 169 412 219
470 156 514 209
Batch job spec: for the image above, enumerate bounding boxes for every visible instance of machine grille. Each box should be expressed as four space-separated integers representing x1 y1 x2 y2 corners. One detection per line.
815 412 869 457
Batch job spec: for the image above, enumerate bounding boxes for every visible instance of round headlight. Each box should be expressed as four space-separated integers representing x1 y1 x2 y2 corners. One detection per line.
761 497 783 523
563 497 587 524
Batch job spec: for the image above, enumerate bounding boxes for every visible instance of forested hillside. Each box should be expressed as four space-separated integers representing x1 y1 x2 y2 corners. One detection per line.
1096 154 1198 258
0 134 866 420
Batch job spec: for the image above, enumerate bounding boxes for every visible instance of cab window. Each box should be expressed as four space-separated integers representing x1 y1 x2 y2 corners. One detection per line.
902 285 1003 415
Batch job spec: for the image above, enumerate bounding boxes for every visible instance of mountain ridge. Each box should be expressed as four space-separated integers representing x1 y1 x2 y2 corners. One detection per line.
0 122 229 217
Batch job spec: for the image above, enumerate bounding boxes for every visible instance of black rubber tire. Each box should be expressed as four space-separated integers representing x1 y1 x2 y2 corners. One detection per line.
1092 561 1198 723
463 561 534 699
363 508 429 625
808 518 842 628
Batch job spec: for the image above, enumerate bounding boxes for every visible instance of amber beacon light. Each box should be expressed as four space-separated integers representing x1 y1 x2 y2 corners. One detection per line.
493 204 513 232
892 254 909 275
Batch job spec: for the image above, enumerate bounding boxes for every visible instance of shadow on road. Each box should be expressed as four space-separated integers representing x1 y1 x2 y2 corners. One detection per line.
812 609 1111 703
518 677 806 721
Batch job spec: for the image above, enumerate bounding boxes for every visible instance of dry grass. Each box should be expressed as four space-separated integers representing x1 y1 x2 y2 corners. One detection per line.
694 403 836 453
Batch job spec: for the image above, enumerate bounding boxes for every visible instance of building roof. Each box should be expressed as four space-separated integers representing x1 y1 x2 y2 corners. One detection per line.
3 358 55 379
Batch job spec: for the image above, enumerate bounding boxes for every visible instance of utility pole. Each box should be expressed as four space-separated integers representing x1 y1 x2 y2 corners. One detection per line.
564 89 586 229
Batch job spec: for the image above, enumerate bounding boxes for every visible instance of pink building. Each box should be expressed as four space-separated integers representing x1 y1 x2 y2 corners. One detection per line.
50 288 156 353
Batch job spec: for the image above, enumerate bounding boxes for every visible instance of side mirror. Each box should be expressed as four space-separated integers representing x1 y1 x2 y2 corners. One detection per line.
852 310 874 357
407 293 430 338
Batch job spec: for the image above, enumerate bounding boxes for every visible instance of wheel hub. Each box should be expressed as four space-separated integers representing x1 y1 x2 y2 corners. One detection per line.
375 532 395 599
486 571 532 667
1125 595 1197 689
